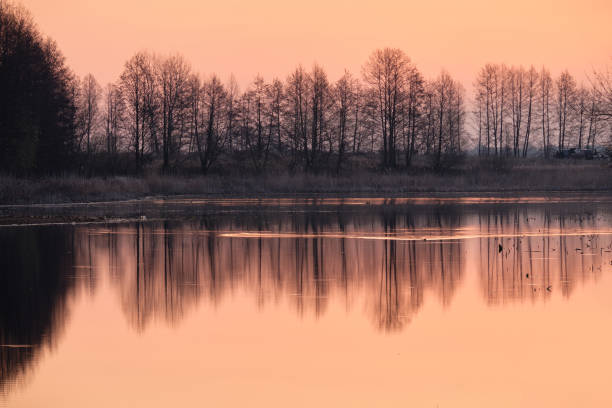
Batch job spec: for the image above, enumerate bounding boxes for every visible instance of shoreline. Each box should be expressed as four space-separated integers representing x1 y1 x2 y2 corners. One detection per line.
2 188 612 208
2 164 612 206
2 188 612 227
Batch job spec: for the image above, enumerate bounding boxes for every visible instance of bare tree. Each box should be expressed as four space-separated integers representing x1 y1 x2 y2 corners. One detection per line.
362 48 419 168
474 64 502 156
120 52 156 170
186 73 201 155
404 67 424 166
76 73 102 157
591 64 612 120
539 67 554 157
429 70 465 168
521 66 537 157
267 78 284 152
585 88 602 149
332 70 358 173
285 65 310 170
196 75 226 174
508 66 524 157
555 70 577 151
225 74 239 152
103 83 124 155
422 85 436 155
308 64 330 171
507 66 537 157
156 54 191 171
350 82 366 153
574 85 590 149
241 75 273 172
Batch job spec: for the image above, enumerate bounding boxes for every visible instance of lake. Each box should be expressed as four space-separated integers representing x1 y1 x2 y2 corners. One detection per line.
2 196 612 407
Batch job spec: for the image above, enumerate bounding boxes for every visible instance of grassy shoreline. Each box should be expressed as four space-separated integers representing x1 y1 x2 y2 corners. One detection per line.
1 161 612 205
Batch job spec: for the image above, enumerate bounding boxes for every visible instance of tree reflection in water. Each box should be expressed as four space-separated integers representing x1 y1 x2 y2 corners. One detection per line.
478 208 610 303
0 227 84 396
1 203 611 395
79 211 466 333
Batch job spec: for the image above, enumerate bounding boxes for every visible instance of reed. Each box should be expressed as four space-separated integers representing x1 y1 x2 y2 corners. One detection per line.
1 161 610 205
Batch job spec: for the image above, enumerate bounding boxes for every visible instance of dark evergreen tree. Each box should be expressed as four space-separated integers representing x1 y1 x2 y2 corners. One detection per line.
0 1 77 174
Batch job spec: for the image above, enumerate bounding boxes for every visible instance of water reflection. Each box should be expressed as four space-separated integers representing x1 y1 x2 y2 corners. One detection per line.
78 211 466 333
0 228 83 396
1 202 612 398
477 209 612 303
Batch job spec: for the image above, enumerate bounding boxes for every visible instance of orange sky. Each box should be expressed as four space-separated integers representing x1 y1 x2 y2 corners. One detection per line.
19 0 612 89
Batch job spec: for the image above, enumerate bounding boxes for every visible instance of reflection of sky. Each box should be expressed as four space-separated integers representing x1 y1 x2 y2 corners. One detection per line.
2 205 612 407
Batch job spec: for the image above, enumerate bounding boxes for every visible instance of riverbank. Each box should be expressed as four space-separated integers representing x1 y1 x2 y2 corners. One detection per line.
1 161 611 205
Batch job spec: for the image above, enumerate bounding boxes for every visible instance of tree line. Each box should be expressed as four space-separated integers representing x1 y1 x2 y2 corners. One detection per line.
76 48 466 175
473 65 611 158
1 1 611 176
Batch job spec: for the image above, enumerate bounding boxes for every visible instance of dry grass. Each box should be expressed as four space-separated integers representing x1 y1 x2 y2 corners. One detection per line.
1 160 611 205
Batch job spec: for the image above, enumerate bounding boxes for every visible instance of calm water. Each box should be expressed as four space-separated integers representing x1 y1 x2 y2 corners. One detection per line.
2 197 612 407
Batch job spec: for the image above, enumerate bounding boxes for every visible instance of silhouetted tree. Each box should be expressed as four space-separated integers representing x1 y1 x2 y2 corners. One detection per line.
362 48 420 169
119 52 156 170
224 74 240 152
103 83 125 156
591 65 612 123
196 75 226 173
3 0 610 177
507 66 537 157
428 70 465 168
285 66 310 170
539 67 554 157
307 64 330 171
0 1 77 174
240 75 273 172
332 70 358 173
555 70 577 151
156 54 191 171
75 73 102 158
267 78 284 152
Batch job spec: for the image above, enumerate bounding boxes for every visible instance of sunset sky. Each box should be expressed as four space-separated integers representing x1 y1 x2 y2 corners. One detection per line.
20 0 612 90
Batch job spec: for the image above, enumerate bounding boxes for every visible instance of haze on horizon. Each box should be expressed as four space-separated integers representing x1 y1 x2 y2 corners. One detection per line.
19 0 612 88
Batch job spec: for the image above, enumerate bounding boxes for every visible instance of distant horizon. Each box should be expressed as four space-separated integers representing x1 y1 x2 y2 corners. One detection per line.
19 0 612 89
